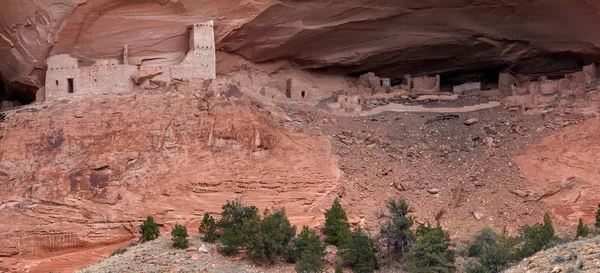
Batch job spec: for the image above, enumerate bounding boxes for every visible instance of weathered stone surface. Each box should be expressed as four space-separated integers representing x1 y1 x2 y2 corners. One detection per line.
464 118 479 126
427 188 441 194
0 81 338 261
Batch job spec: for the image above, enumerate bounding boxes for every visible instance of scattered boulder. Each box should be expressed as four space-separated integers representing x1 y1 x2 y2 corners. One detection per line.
427 188 441 194
132 67 163 85
511 189 529 197
185 246 198 252
473 212 484 220
198 244 209 253
464 118 480 125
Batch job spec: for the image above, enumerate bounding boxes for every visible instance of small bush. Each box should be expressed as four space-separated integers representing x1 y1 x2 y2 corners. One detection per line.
324 198 351 246
291 226 326 272
242 208 296 264
127 242 138 248
139 216 160 242
338 227 378 273
575 218 589 239
289 226 326 261
295 248 324 273
200 212 218 243
468 227 499 257
218 199 259 255
111 248 127 256
335 264 344 273
463 261 489 273
171 224 189 249
379 199 415 259
516 212 557 259
404 223 455 273
595 204 600 232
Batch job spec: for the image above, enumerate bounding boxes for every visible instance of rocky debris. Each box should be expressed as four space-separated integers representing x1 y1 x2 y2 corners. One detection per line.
464 118 479 126
427 188 441 194
185 246 197 252
77 234 297 273
317 95 562 240
132 67 163 85
511 189 529 197
473 212 484 220
198 244 209 253
504 236 600 273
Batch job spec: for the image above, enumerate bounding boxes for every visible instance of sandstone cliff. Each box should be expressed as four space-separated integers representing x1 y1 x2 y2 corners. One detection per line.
0 81 339 260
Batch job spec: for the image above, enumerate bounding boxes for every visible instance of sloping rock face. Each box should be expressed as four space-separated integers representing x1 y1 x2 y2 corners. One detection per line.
3 0 600 99
0 81 339 259
515 118 600 225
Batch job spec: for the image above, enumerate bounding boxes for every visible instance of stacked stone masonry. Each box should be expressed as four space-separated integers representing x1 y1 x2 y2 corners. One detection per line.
44 21 216 100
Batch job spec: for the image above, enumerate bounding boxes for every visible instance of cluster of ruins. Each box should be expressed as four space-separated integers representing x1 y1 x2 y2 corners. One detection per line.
40 21 216 102
326 64 598 113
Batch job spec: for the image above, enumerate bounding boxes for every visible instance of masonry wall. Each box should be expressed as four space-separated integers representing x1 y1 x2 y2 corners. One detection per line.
170 21 216 80
453 82 481 93
45 21 216 100
46 55 137 100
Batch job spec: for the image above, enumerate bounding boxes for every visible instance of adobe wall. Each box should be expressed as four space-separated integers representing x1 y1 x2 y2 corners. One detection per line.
498 73 519 96
44 21 216 100
169 21 216 80
453 82 481 93
46 55 137 100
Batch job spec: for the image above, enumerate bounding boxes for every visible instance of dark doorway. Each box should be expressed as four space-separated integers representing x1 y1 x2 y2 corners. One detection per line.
67 78 74 93
301 91 306 98
285 79 292 98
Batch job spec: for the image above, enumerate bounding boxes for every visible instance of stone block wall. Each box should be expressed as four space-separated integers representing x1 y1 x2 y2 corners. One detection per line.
453 82 481 93
46 55 137 100
45 21 216 100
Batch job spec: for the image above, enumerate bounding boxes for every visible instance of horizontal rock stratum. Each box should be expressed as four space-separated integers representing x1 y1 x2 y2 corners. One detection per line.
3 0 600 98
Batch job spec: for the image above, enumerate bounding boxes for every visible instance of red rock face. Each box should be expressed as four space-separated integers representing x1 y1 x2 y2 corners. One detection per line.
0 82 339 259
3 0 600 97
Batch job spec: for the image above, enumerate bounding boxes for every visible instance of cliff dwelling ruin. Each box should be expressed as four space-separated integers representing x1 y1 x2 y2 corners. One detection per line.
43 21 216 101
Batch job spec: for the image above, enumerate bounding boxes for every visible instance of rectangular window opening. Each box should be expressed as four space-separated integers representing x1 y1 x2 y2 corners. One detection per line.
67 78 74 93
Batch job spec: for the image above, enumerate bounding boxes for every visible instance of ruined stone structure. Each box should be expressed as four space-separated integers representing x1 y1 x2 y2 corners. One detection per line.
498 72 519 96
44 21 216 100
286 78 310 100
413 75 440 94
453 82 481 93
501 64 597 111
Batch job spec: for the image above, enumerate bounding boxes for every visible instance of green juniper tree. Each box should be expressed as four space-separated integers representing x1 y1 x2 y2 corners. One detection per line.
242 208 296 264
516 212 557 259
171 224 189 249
218 199 259 255
379 199 415 260
139 216 160 242
291 226 326 273
405 223 455 273
575 217 589 239
199 212 218 243
595 204 600 233
338 227 378 273
324 198 351 246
